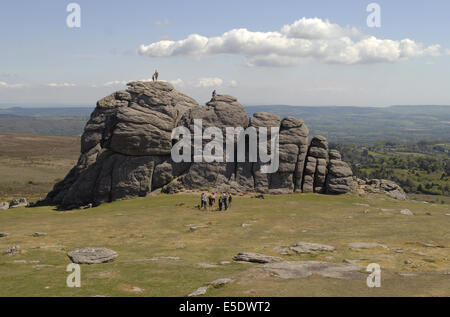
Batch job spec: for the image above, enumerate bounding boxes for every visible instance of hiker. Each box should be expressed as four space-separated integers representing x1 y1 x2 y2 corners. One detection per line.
200 193 207 210
218 195 223 211
212 89 217 99
153 69 159 81
208 193 213 210
211 192 216 207
228 193 232 208
222 193 228 210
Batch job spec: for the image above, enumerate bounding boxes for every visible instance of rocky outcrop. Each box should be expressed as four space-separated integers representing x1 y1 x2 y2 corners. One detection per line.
355 178 408 200
40 81 361 210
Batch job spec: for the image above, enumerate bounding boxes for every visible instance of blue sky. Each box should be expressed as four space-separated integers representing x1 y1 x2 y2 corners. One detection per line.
0 0 449 106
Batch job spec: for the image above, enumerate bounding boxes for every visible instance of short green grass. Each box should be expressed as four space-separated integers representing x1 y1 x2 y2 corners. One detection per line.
0 193 449 297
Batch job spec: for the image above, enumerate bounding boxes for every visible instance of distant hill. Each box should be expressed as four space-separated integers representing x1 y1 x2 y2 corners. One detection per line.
0 105 448 143
246 105 450 144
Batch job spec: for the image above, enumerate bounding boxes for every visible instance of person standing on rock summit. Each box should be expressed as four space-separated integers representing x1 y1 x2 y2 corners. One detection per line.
153 69 159 81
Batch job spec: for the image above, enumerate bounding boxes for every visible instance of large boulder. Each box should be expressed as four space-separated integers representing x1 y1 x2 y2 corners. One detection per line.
302 136 328 193
326 152 354 194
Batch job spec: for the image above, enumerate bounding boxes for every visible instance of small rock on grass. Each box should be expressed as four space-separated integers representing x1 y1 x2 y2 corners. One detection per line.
233 252 283 264
290 242 335 254
0 232 9 238
188 286 209 297
3 245 21 255
67 247 118 264
207 278 234 288
32 232 47 237
348 242 388 249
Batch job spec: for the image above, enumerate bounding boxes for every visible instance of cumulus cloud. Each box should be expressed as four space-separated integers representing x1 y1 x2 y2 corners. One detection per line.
195 77 223 88
169 78 184 87
48 82 76 87
138 17 443 66
0 81 25 88
103 80 127 87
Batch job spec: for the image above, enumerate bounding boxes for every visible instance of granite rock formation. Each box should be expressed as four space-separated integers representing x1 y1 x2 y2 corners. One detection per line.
41 81 357 209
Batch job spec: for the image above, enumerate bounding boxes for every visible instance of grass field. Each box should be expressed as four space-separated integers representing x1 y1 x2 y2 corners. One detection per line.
0 133 79 201
0 193 449 297
0 133 449 297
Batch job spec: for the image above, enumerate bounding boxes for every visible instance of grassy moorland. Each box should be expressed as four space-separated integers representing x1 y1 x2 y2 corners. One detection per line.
0 133 79 201
0 132 449 297
0 193 449 297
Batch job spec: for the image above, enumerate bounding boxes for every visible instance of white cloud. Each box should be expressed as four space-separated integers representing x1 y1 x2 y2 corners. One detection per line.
195 77 223 88
48 82 76 87
280 17 359 39
169 78 184 87
103 80 127 87
138 17 444 66
0 81 25 88
228 80 238 87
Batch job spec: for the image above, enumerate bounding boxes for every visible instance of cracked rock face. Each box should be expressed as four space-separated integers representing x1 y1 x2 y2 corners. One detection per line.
41 81 360 209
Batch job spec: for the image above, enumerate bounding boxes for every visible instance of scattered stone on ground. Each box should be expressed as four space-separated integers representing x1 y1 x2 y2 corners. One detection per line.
0 232 9 237
9 198 28 208
400 209 414 216
188 277 234 297
273 246 291 255
9 260 40 264
32 232 47 237
380 208 414 216
80 203 93 210
289 242 335 254
398 272 418 277
241 223 251 227
0 202 9 210
188 286 209 297
343 259 359 264
3 245 21 255
130 286 143 293
348 242 388 250
189 225 209 232
262 261 364 280
233 252 283 264
132 256 180 262
196 262 219 268
353 203 370 207
219 261 231 265
407 241 445 248
67 247 118 264
207 278 234 288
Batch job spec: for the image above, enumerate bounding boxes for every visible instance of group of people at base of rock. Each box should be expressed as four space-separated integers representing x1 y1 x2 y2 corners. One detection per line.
200 192 232 211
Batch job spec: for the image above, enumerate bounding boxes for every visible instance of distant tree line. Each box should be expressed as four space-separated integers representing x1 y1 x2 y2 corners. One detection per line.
330 140 450 196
